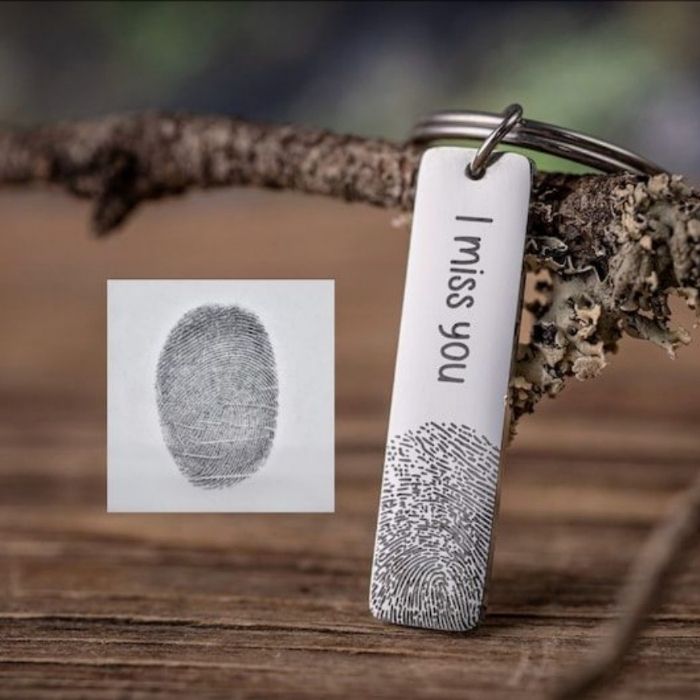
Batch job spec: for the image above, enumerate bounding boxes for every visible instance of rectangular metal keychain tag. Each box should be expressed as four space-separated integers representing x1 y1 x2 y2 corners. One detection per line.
370 146 531 631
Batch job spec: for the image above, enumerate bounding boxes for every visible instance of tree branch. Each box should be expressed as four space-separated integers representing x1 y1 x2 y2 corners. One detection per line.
1 112 697 426
0 112 420 232
554 467 700 699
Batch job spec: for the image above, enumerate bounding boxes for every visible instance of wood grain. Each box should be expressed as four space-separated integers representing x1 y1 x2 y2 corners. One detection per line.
0 190 699 699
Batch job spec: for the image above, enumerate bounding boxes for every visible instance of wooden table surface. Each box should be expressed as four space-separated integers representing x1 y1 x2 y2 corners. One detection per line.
1 190 699 699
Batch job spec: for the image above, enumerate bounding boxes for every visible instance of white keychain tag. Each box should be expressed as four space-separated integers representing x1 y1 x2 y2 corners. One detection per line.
370 146 532 631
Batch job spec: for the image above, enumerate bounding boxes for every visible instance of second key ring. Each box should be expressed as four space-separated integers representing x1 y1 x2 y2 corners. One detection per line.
409 104 667 176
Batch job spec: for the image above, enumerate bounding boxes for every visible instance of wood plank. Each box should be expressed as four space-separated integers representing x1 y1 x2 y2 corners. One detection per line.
0 191 699 698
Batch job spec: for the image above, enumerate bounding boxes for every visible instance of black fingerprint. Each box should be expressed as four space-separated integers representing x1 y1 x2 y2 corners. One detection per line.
155 304 278 489
370 422 501 631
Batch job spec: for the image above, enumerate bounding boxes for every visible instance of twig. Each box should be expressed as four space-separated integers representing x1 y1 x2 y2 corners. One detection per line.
0 112 698 426
553 468 700 699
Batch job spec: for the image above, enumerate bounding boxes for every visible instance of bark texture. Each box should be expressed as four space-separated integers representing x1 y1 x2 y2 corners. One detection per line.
1 112 698 427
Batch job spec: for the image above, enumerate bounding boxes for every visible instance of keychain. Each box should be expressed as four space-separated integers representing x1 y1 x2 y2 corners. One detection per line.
369 104 666 632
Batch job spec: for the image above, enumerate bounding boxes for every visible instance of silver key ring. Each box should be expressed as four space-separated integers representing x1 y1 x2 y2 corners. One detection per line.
409 103 667 177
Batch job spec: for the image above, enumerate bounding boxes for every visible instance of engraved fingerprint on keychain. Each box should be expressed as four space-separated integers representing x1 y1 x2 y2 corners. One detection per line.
156 304 278 489
370 422 500 631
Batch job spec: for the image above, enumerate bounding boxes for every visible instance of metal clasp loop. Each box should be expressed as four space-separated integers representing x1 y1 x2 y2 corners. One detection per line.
410 105 667 176
466 103 523 179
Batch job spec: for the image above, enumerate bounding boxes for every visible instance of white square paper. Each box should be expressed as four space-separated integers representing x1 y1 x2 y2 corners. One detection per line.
107 279 334 512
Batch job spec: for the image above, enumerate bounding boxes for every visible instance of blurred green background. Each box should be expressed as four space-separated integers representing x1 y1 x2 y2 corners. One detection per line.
0 0 698 176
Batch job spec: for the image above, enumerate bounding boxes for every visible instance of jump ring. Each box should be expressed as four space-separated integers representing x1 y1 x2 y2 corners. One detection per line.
466 104 523 179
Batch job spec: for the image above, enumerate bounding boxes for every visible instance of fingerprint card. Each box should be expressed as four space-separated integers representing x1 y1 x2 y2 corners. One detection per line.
107 279 334 512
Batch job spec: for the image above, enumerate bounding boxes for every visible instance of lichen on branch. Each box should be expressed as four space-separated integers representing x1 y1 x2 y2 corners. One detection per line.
0 112 697 427
514 172 698 425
